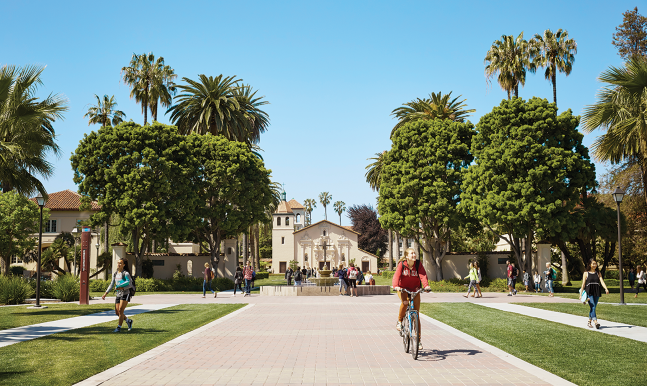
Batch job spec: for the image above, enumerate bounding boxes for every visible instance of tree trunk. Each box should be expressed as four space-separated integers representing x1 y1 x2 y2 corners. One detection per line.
395 232 401 262
143 88 148 125
507 90 511 100
514 84 519 98
561 251 570 285
243 232 248 266
388 230 393 271
552 70 557 104
255 224 260 271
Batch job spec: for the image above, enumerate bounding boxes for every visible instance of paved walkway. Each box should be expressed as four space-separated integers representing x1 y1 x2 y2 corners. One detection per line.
480 303 647 343
0 303 177 348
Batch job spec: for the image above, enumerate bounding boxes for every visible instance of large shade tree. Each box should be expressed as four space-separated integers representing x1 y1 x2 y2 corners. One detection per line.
347 204 387 257
71 122 202 274
121 53 177 124
461 97 596 274
484 32 535 99
531 29 577 104
379 118 475 280
84 94 126 127
0 65 67 196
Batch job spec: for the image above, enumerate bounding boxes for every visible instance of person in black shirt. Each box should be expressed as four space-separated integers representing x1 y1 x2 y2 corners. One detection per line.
579 259 609 329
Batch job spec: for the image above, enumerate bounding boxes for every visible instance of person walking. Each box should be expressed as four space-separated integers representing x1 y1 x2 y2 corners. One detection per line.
579 259 609 329
285 266 293 286
463 262 478 298
475 261 483 297
347 263 359 297
635 265 646 298
628 267 636 290
301 266 307 283
544 263 555 297
338 264 348 296
233 266 243 296
506 261 517 296
102 258 134 332
533 271 542 293
523 270 530 292
202 262 216 298
392 248 431 350
294 266 303 285
243 261 254 296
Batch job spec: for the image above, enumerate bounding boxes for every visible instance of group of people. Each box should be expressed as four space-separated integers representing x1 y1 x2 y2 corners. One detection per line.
463 261 483 298
628 266 647 298
202 261 256 297
284 266 313 286
335 263 367 296
505 261 557 297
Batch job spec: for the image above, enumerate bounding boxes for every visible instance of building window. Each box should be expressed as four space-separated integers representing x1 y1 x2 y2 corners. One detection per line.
45 220 57 233
227 247 232 255
323 230 327 236
12 255 23 264
286 217 290 226
152 260 165 266
296 214 301 223
282 237 285 245
407 239 413 248
277 217 281 226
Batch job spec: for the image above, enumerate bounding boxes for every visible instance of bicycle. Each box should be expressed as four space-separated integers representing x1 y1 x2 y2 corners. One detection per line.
397 287 427 360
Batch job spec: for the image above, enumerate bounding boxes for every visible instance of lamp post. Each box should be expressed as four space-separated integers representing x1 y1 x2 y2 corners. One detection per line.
612 187 626 305
96 243 99 261
35 193 47 308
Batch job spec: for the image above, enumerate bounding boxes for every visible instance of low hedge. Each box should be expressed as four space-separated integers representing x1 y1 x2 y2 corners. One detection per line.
53 275 80 302
9 265 24 276
89 276 235 293
0 275 34 305
254 272 269 280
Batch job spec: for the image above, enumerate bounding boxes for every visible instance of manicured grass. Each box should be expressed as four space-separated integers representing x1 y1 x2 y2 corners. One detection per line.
420 303 647 386
517 302 647 328
89 291 204 298
527 280 647 304
0 303 139 331
0 303 244 386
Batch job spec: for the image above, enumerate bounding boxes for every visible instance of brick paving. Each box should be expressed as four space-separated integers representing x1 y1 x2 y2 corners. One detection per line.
91 294 568 386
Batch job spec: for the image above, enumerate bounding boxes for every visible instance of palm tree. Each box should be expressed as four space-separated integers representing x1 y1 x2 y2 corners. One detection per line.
365 151 386 191
391 92 475 137
84 94 126 127
303 198 317 226
581 57 647 206
121 52 176 124
484 32 535 99
333 201 346 225
531 29 577 104
319 192 332 221
0 65 67 196
167 75 269 144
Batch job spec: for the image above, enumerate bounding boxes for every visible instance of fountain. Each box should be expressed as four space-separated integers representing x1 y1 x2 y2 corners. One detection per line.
306 239 338 286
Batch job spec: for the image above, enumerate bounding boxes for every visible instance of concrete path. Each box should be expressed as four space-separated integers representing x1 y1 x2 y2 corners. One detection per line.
480 303 647 343
75 294 574 386
0 303 177 348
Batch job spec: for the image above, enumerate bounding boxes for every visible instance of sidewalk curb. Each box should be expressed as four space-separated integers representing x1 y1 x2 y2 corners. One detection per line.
73 304 254 386
418 313 577 386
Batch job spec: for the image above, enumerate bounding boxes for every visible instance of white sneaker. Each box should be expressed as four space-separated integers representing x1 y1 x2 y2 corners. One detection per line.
396 321 402 331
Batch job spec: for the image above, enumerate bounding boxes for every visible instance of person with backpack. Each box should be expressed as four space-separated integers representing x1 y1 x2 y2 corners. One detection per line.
506 261 518 296
243 261 254 296
233 266 243 296
202 262 216 298
294 266 303 285
102 258 134 332
579 259 610 329
357 269 365 285
338 264 349 295
544 263 556 297
285 266 293 286
474 261 483 297
628 267 636 290
635 265 646 298
392 248 431 349
347 263 359 297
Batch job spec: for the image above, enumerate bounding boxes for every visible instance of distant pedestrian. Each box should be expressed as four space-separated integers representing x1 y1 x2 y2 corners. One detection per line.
463 262 478 298
285 267 293 286
243 262 254 296
544 263 556 297
102 258 134 332
233 266 243 296
523 270 530 292
347 263 358 297
294 266 303 285
507 261 518 296
338 264 348 295
357 269 365 285
475 261 483 297
635 266 646 298
579 259 609 329
251 266 256 288
628 267 636 290
202 263 216 298
533 271 541 293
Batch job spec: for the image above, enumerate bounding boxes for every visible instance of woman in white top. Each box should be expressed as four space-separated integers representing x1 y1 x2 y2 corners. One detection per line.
635 265 646 298
364 272 373 285
533 272 541 293
102 258 134 332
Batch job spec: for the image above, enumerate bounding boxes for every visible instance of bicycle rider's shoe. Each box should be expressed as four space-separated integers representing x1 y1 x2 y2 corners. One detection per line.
396 321 402 331
418 341 423 350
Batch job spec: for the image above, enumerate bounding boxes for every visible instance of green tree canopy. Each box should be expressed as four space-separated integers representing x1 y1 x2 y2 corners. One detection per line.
71 122 202 274
0 191 47 275
185 134 272 275
612 7 647 60
379 118 475 280
484 32 535 99
461 97 596 273
41 232 75 275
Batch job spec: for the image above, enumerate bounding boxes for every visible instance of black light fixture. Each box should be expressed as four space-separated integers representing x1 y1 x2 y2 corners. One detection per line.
612 187 626 305
34 193 47 308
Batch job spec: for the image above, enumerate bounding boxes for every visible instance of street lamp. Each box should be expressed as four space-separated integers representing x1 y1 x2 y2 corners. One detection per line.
34 193 47 308
95 243 100 262
612 186 626 305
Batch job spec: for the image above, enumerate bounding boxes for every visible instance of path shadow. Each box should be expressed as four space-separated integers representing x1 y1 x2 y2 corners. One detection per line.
415 349 481 361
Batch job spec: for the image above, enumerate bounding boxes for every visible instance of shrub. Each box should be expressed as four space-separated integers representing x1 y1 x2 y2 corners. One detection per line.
484 278 509 292
90 279 110 292
254 272 269 280
53 274 80 302
604 270 619 280
135 277 160 292
427 279 467 292
382 270 395 278
29 279 54 299
0 275 34 305
212 277 234 291
173 264 185 280
9 265 25 276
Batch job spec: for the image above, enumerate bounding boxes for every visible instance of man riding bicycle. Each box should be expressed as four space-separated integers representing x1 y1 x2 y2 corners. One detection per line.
392 247 430 347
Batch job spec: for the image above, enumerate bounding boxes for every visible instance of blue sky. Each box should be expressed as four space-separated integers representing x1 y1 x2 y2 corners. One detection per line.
3 0 638 225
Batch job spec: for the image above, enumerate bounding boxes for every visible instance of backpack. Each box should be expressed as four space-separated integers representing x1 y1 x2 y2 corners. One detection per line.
551 268 557 280
398 260 421 287
114 271 136 297
348 268 357 279
252 271 256 280
294 270 302 281
340 268 347 279
334 271 339 277
512 267 518 278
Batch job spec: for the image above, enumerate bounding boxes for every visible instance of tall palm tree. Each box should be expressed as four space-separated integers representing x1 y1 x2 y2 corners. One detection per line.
333 201 346 225
484 32 535 99
319 192 332 221
0 65 67 196
84 94 126 127
581 57 647 206
121 52 176 124
365 151 386 191
303 198 316 226
531 29 577 104
391 92 475 137
167 75 269 144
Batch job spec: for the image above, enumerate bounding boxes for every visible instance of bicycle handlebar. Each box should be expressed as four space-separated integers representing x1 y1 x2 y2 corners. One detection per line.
396 288 428 296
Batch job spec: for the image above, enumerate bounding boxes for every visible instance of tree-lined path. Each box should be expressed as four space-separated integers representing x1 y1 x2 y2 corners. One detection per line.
77 294 574 386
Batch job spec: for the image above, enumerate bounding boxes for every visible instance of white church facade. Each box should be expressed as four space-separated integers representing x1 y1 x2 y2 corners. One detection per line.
271 194 379 274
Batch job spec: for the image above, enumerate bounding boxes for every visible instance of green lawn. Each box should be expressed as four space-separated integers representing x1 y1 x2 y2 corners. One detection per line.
0 303 140 331
517 302 647 328
89 291 204 298
527 280 647 304
420 303 647 386
0 303 244 386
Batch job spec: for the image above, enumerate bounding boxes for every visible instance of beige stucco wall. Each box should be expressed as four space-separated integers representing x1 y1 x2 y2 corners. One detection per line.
424 252 534 280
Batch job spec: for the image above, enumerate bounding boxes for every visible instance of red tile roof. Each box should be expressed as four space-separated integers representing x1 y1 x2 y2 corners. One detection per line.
287 199 304 209
30 189 101 211
275 201 293 213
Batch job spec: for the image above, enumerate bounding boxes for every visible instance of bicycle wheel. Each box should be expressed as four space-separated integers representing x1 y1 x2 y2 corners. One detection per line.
410 311 419 359
402 314 410 353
